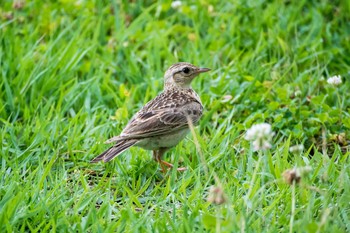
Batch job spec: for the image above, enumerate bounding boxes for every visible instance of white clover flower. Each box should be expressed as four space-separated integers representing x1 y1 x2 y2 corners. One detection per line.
245 123 275 151
327 75 342 86
252 140 272 151
171 1 182 9
289 144 304 153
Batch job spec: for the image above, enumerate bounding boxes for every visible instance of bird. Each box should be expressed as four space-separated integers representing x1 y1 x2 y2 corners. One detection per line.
91 62 210 172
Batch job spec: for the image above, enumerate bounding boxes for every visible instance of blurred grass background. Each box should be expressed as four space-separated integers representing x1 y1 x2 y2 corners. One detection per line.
1 0 349 232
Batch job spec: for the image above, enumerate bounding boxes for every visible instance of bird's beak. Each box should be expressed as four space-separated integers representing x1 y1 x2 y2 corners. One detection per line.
197 67 211 73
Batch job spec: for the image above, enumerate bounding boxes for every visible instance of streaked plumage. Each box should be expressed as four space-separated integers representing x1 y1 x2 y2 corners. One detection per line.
91 62 210 171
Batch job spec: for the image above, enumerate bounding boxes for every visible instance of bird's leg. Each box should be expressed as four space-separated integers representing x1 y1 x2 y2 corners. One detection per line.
153 150 167 173
155 148 187 172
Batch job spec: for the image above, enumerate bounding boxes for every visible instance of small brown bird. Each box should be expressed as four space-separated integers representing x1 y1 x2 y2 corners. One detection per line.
91 62 210 172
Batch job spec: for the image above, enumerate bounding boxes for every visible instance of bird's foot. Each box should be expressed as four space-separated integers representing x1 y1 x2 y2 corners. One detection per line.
160 160 187 172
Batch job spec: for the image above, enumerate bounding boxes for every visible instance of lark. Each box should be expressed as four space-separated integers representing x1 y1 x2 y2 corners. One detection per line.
91 62 210 172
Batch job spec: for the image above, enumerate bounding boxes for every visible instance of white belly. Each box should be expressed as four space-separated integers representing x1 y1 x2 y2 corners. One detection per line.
135 129 189 150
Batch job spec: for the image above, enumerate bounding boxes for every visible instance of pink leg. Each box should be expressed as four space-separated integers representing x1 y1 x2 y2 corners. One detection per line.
153 149 187 172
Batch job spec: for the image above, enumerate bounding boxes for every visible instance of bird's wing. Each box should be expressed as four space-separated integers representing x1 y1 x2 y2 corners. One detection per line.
105 90 203 143
104 108 194 144
119 108 193 139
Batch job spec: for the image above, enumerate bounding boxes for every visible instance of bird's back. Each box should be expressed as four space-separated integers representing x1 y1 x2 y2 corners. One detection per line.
120 88 203 139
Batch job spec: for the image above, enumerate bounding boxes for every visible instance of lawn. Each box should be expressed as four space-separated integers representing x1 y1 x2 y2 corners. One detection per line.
1 0 349 232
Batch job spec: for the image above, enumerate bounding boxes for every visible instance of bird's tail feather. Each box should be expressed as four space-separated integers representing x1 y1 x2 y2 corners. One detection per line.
91 139 138 163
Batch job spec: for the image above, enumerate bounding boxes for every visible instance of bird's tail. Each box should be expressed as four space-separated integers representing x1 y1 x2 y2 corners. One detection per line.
91 139 138 163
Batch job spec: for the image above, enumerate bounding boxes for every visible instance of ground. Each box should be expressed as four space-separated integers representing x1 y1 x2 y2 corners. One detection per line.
0 0 349 232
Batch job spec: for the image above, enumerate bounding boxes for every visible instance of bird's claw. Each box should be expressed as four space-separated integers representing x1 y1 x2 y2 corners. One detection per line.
160 160 187 172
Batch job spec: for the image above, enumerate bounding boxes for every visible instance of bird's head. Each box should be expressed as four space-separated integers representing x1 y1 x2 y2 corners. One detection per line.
164 62 210 89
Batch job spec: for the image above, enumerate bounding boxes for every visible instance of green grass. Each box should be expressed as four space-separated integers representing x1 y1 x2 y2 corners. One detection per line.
1 0 350 232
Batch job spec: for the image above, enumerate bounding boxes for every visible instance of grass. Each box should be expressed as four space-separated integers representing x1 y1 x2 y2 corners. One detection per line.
1 0 349 232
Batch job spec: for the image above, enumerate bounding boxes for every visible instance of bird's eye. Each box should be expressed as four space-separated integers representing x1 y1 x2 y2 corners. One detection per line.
182 67 190 74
